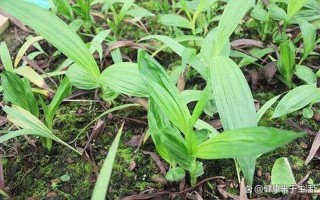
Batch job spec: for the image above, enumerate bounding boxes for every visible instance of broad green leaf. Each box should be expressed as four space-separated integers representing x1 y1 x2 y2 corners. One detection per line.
117 0 134 23
251 6 268 22
195 127 303 159
159 14 192 29
127 7 154 19
1 72 39 117
268 4 288 20
91 124 123 200
302 107 314 118
190 85 211 125
201 28 231 60
207 54 257 185
46 77 72 129
271 157 296 185
148 99 173 164
296 19 316 61
278 39 296 85
165 167 186 182
213 0 253 56
208 56 257 130
287 0 308 17
89 30 111 61
257 95 281 122
138 51 191 134
0 0 100 84
161 128 194 171
0 42 14 72
194 119 219 137
272 85 320 118
138 50 197 153
66 64 100 89
295 65 317 85
99 62 149 97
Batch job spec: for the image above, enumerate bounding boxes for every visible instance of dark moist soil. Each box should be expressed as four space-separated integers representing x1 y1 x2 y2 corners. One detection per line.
1 13 320 200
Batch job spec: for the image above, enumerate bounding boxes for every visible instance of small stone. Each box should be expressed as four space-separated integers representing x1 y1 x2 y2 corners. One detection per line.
129 160 136 171
257 168 262 177
46 191 57 198
299 142 308 149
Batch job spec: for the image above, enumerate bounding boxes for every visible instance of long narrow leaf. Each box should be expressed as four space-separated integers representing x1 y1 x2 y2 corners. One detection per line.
272 85 320 118
195 127 303 159
213 0 253 56
0 42 14 72
91 124 123 200
0 0 100 83
208 56 257 130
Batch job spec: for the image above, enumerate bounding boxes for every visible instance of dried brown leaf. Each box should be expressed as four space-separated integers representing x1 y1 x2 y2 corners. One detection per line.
141 150 167 175
262 62 277 84
125 135 142 147
305 130 320 165
231 39 264 49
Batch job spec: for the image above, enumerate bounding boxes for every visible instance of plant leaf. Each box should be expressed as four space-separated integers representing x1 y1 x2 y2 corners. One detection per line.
287 0 308 17
195 127 303 159
0 0 100 86
208 56 257 130
99 62 149 97
91 123 123 200
271 157 296 185
138 50 198 153
272 85 320 118
257 95 282 122
295 65 317 85
1 71 39 117
159 14 192 29
138 50 191 134
46 77 72 128
140 35 207 79
0 42 14 72
66 64 100 89
3 105 79 154
161 128 194 171
212 0 253 56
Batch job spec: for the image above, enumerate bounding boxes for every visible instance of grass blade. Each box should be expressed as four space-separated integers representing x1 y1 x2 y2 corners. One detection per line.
0 42 14 72
91 123 124 200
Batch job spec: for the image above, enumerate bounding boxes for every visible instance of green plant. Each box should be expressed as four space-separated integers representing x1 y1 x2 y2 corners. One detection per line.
50 0 94 32
1 71 77 153
96 0 154 36
138 50 302 186
0 40 52 96
135 0 308 186
249 0 320 87
0 0 147 152
158 0 218 35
